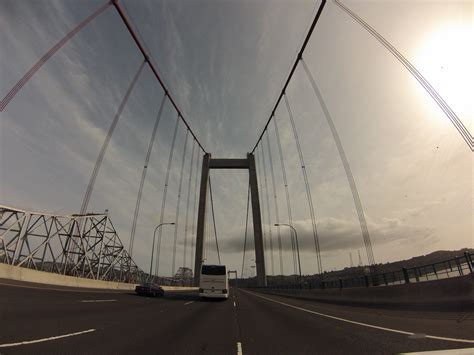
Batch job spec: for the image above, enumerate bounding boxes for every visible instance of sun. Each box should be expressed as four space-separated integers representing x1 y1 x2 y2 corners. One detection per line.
415 23 473 131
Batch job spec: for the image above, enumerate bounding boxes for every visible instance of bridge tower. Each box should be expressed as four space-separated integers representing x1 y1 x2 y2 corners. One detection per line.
194 153 267 287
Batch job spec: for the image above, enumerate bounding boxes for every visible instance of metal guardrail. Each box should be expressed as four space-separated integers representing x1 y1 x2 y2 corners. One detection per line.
260 252 473 290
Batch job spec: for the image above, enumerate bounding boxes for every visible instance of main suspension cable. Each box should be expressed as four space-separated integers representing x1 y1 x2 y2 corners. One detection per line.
129 93 167 257
284 94 323 275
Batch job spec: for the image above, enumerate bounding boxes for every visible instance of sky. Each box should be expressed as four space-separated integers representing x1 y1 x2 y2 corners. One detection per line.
0 0 472 278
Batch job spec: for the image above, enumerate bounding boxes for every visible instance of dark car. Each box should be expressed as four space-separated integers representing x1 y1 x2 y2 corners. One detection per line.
135 283 164 297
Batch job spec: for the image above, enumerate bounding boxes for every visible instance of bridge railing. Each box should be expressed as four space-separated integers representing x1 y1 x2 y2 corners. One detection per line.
255 252 473 290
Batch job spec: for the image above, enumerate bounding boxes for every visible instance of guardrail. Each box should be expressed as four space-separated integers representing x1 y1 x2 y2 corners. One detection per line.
261 252 473 290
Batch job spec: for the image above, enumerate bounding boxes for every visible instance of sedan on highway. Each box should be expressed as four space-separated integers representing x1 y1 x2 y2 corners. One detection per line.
135 283 164 297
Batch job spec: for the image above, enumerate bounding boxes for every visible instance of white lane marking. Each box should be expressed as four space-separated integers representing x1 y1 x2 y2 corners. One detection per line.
401 348 474 354
233 301 236 307
237 342 243 355
79 299 117 303
0 329 96 348
184 301 194 305
0 281 129 294
242 290 474 344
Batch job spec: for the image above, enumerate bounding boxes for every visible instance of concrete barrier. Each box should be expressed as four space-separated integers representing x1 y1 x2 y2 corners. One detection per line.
0 263 137 290
256 274 473 311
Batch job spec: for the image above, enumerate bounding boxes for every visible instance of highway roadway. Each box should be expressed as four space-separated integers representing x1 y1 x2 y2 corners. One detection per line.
0 279 473 354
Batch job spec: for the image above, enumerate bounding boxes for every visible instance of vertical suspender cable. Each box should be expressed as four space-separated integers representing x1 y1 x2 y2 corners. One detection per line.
301 59 375 265
284 94 323 275
333 0 472 151
155 114 180 276
183 140 196 269
172 130 189 276
0 1 111 111
240 182 251 278
266 133 284 276
79 59 146 217
208 176 221 264
273 117 298 275
190 152 201 271
129 93 167 256
260 143 275 275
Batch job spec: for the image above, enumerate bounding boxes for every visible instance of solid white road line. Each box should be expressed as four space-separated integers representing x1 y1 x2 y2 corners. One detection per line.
79 299 117 303
401 348 474 354
237 342 243 355
184 301 194 305
0 329 96 348
242 290 474 344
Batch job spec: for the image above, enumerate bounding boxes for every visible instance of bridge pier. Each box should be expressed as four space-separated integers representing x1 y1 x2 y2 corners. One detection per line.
194 153 267 287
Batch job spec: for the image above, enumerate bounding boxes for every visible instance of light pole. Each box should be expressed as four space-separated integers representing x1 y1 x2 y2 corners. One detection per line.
275 223 302 285
150 222 175 280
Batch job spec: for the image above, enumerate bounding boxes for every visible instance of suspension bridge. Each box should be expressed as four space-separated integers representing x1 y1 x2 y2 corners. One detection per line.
0 0 472 353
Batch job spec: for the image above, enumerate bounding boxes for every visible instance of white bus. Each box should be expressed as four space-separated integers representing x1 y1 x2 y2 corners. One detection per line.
199 264 228 299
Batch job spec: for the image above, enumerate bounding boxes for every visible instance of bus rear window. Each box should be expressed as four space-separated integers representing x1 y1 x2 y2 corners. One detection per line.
201 265 226 275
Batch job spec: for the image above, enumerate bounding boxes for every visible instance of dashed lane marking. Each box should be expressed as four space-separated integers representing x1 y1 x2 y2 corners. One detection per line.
237 342 243 355
79 299 117 303
242 290 474 344
0 329 96 348
184 301 194 305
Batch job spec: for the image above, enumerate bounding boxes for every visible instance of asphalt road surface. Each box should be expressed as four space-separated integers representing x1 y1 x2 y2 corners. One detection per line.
0 279 473 354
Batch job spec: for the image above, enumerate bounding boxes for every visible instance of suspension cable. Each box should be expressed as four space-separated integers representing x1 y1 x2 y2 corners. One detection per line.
0 1 112 112
241 182 251 278
251 0 327 152
260 143 275 275
183 140 196 269
79 59 146 217
273 117 298 275
129 93 167 256
266 133 284 276
155 114 180 276
284 94 323 275
208 176 221 264
301 59 375 266
333 0 472 151
190 152 201 271
172 130 189 276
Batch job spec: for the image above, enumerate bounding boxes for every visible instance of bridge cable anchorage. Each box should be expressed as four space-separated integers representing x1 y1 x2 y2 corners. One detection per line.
111 0 207 153
255 148 269 274
128 93 167 257
333 0 473 151
251 0 327 153
240 182 251 278
183 140 196 271
301 59 376 266
273 117 298 275
190 152 201 272
260 142 275 275
284 94 323 275
0 1 111 112
208 176 221 265
266 133 284 276
155 114 180 276
172 130 190 277
76 59 146 256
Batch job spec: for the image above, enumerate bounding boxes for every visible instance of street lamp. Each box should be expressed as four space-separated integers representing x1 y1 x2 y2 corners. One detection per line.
275 223 302 283
150 222 175 279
